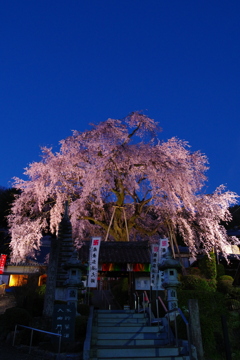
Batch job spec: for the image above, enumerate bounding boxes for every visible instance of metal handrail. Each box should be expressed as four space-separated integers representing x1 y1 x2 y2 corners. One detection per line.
154 297 193 359
13 324 62 355
133 291 140 313
178 307 192 360
157 295 168 313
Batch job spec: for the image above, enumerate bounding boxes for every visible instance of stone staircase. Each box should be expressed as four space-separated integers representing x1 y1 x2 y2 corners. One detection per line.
87 309 197 360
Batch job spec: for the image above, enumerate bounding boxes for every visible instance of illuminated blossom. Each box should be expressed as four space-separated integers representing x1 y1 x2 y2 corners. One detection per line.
8 112 239 262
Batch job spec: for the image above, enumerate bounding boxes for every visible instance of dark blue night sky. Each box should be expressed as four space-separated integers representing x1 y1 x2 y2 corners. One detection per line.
1 1 240 198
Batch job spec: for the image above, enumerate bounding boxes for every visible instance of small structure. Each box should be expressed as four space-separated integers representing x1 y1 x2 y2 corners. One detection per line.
63 250 86 312
44 202 85 317
158 247 181 318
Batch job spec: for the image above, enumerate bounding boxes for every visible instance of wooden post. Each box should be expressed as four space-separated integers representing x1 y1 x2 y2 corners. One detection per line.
188 299 204 360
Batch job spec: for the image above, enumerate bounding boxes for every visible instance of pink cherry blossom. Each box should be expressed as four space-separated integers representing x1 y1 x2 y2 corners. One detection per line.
8 112 239 262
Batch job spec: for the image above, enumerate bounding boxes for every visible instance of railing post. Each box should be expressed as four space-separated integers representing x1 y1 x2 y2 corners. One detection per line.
174 310 178 347
134 293 138 312
58 333 62 355
156 299 160 328
12 324 62 355
149 302 152 326
167 313 171 344
12 324 17 346
29 329 33 354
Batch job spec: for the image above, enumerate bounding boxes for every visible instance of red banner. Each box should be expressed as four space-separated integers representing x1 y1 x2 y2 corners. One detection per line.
0 254 7 274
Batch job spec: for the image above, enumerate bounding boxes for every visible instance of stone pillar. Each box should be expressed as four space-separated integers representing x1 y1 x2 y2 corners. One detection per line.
43 235 60 318
188 299 204 360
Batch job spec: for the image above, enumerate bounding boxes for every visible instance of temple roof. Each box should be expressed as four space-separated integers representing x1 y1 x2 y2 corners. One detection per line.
78 240 151 264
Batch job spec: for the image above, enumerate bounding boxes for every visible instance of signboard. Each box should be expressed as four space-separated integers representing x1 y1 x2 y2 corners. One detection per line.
87 237 101 288
150 244 161 289
159 238 169 258
52 303 76 342
150 238 168 290
0 254 7 275
135 276 151 290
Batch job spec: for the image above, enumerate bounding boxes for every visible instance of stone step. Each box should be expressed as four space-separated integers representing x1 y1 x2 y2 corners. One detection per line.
95 331 167 340
95 319 148 326
91 357 190 360
96 309 135 313
96 313 146 319
94 346 180 358
94 338 170 346
88 310 194 360
94 325 160 333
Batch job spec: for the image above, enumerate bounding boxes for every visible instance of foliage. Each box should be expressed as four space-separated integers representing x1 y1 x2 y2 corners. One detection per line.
217 275 234 294
218 275 234 282
0 187 20 255
198 252 217 279
216 263 225 278
0 187 20 228
180 274 216 292
186 267 202 276
222 205 240 229
12 275 45 316
36 284 46 296
8 112 239 262
0 307 31 340
178 290 227 358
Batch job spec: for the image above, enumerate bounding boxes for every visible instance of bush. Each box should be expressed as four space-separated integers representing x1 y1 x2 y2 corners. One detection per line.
217 275 234 294
216 264 225 278
0 307 31 340
181 275 215 292
219 275 234 282
198 252 217 279
12 277 45 316
178 290 227 358
186 267 202 276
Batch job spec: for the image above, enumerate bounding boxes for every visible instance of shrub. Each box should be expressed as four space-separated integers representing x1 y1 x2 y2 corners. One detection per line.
177 290 227 358
219 275 234 282
217 275 234 294
187 267 202 276
181 275 215 292
198 252 217 280
216 264 225 278
0 307 31 340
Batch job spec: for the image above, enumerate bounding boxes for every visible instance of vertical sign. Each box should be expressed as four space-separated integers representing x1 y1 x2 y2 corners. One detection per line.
158 238 169 289
150 238 169 290
0 255 7 275
150 244 160 289
87 237 101 288
159 238 169 258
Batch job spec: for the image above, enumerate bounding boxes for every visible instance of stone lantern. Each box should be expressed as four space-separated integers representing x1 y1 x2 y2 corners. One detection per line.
158 247 181 318
63 250 86 313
